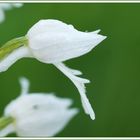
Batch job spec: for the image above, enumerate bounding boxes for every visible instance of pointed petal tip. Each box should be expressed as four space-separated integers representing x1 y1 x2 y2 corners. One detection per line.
72 69 82 75
98 34 107 41
88 105 95 120
86 107 95 120
103 35 107 40
96 29 101 33
19 77 30 95
86 79 91 83
61 98 74 108
19 77 29 88
71 108 79 117
83 78 90 84
92 29 101 34
92 34 106 47
90 114 95 120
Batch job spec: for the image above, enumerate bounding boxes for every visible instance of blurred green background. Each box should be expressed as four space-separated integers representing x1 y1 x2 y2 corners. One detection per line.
0 3 140 137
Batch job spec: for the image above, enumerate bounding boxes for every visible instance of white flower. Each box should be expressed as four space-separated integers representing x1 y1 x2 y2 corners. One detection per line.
0 77 78 137
0 3 23 23
27 20 106 63
0 19 106 120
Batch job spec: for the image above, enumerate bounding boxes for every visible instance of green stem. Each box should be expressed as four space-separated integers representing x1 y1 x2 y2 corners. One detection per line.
0 36 28 60
0 116 14 130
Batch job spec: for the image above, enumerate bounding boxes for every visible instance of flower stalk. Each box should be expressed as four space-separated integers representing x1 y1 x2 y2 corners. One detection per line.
0 116 14 130
0 36 28 60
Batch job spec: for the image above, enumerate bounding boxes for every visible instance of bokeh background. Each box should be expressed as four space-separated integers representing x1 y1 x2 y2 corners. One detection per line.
0 3 140 137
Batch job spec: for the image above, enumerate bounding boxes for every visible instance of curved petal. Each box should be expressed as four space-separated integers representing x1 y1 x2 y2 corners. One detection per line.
28 31 106 63
54 62 95 120
0 46 32 73
0 124 15 137
27 19 76 38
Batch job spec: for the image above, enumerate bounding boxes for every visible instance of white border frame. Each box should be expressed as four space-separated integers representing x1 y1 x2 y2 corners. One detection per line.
0 0 140 139
0 1 140 3
1 137 140 139
1 138 140 139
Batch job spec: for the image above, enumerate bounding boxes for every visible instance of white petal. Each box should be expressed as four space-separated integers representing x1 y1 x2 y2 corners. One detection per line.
90 29 101 34
0 9 4 23
0 46 32 73
27 19 76 37
5 93 78 136
19 77 30 95
0 4 12 10
54 62 95 120
0 124 15 137
12 3 23 8
28 32 106 63
0 3 23 10
27 19 106 63
68 68 82 75
15 107 78 136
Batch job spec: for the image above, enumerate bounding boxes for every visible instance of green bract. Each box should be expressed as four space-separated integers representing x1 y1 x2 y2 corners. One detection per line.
0 36 28 60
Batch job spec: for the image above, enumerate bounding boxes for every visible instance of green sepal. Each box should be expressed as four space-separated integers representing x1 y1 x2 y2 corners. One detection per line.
0 36 28 60
0 116 14 130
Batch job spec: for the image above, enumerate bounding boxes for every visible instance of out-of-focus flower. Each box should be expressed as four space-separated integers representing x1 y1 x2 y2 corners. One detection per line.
0 77 78 137
0 19 106 120
0 3 23 23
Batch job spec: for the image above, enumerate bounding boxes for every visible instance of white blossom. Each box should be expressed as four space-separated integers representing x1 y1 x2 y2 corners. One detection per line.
0 3 23 23
0 77 78 137
0 19 106 120
27 20 106 63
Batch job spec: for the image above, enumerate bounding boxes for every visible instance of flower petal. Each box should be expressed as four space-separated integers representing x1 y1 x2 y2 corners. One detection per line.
0 3 23 10
0 46 32 73
19 77 30 95
54 62 95 120
27 19 76 37
0 9 4 23
0 4 13 10
15 107 78 136
90 29 101 34
12 3 23 8
0 124 15 137
28 32 106 63
27 19 106 63
5 93 78 136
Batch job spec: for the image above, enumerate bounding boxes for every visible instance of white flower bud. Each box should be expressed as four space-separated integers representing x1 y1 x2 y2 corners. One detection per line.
27 19 106 63
26 20 106 120
0 77 78 137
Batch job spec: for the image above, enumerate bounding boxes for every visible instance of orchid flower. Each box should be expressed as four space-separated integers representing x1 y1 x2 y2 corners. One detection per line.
0 19 107 120
0 3 23 23
0 77 78 137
